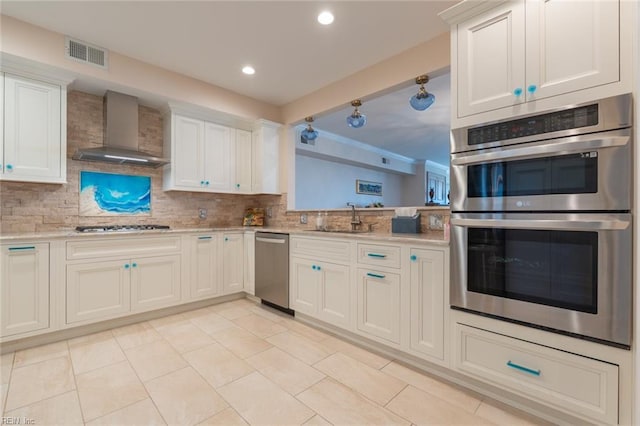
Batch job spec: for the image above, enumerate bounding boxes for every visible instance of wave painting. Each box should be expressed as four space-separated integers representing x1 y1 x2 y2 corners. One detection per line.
80 171 151 216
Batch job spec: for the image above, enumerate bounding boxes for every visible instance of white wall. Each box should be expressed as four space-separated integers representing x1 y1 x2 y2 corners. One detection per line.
295 154 404 209
402 162 426 206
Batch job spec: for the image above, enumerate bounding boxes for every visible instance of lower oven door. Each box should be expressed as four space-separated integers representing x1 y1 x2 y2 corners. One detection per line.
450 212 632 348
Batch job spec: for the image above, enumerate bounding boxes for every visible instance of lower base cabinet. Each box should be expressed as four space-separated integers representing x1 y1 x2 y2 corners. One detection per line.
454 323 619 424
222 233 244 294
1 243 50 337
191 235 220 300
131 255 181 312
356 268 401 345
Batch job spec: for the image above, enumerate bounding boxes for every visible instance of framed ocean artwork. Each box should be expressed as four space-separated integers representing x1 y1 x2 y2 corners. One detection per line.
80 171 151 216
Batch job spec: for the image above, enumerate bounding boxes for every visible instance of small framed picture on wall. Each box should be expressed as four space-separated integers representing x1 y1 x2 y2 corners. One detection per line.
356 180 382 196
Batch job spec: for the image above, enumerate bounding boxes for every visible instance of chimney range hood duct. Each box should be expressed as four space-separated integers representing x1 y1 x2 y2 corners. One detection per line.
73 91 169 168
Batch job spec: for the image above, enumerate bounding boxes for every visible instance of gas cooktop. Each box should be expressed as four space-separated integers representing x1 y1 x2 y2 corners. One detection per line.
75 225 171 233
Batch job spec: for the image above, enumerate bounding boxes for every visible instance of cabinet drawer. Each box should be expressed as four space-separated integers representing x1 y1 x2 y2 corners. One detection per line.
67 236 182 260
455 324 618 424
357 243 401 269
290 237 350 263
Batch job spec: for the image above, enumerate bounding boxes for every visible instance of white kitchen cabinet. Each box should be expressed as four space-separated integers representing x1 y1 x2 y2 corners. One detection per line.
453 0 620 118
290 256 319 316
66 260 131 324
222 233 244 294
204 122 234 191
2 73 66 183
316 261 350 328
130 255 181 312
234 129 252 193
409 248 445 361
356 268 401 345
243 232 255 295
1 243 50 337
252 120 281 194
191 234 221 300
170 114 205 189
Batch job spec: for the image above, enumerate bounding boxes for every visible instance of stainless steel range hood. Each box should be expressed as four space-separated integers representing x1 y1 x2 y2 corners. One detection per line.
73 91 169 168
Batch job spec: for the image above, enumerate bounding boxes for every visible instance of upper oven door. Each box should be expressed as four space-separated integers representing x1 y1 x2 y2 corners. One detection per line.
450 128 631 212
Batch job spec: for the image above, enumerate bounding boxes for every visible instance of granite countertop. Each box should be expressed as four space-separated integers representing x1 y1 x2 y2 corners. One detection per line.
0 226 449 246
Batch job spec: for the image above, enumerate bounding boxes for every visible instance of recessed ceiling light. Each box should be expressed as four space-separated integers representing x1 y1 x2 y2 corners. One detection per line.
242 66 255 75
317 11 334 25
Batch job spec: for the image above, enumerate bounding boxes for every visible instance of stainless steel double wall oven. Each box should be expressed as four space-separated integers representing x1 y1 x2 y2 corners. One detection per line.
450 94 633 348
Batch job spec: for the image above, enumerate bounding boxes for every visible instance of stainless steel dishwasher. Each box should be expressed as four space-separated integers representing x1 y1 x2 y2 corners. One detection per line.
255 232 291 313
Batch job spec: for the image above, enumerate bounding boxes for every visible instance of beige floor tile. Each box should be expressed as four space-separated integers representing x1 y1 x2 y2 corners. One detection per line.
197 407 249 425
76 360 147 421
125 339 188 382
322 335 391 370
148 312 187 330
111 321 163 350
216 306 253 320
249 305 289 323
183 343 254 388
232 314 287 338
5 356 75 411
298 378 409 426
181 306 219 320
86 398 165 425
303 414 333 426
246 347 325 395
266 331 333 364
1 352 14 384
145 367 228 426
210 326 272 359
314 352 406 405
13 341 69 368
475 399 550 426
387 385 494 426
68 331 127 374
281 318 331 342
189 312 237 335
5 390 83 425
217 372 314 425
382 361 482 413
156 320 215 353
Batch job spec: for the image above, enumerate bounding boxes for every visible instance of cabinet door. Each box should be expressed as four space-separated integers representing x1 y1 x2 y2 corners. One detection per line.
3 74 62 181
66 260 131 324
243 233 255 295
457 1 526 117
252 125 280 194
191 235 220 299
525 0 619 101
317 262 350 328
290 257 319 316
409 249 445 361
173 114 205 188
204 122 233 191
234 129 253 193
356 268 401 345
131 255 181 312
1 244 49 337
222 233 244 294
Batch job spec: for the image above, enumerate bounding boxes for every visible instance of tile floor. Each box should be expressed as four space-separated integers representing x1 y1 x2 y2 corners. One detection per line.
1 298 550 425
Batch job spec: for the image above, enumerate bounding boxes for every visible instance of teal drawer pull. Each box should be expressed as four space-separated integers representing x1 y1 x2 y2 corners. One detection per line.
132 262 138 268
506 361 540 376
366 272 385 279
124 264 130 269
198 236 212 240
312 265 317 270
367 253 386 258
9 246 35 251
410 255 417 261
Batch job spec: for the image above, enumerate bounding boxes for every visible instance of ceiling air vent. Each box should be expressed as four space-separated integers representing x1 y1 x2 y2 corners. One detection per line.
382 157 390 165
65 37 108 69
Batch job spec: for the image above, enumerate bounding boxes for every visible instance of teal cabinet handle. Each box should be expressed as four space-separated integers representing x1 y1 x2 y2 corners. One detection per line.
132 262 137 268
410 255 417 261
124 264 130 269
9 246 35 251
366 272 385 279
6 164 13 171
506 361 540 376
200 180 204 185
236 183 240 188
198 236 212 240
312 265 317 270
205 181 210 185
367 253 386 258
527 84 537 94
224 237 229 241
513 87 523 97
317 265 321 271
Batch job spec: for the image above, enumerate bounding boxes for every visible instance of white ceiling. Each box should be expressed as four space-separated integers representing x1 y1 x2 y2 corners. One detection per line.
1 1 456 106
311 72 451 164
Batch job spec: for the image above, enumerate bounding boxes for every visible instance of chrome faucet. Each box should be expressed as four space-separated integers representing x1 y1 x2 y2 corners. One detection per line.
347 202 361 231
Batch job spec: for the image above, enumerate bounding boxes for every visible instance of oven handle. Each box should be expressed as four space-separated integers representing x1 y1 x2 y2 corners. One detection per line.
450 217 630 231
451 133 630 166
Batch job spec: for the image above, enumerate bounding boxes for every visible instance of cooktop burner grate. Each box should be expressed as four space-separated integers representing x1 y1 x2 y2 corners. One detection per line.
75 225 171 233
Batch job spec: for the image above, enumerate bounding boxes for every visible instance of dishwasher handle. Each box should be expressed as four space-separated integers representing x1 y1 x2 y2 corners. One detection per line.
256 237 286 244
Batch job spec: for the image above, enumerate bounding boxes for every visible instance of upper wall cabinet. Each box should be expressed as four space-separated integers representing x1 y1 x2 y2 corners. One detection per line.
1 73 67 184
163 108 281 195
443 0 628 124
